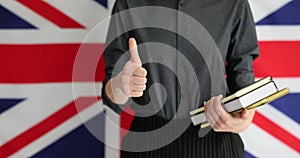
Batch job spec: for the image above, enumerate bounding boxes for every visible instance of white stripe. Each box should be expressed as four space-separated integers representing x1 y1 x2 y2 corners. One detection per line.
3 25 300 43
0 82 100 98
248 0 292 23
9 101 104 158
257 105 300 139
0 29 108 44
273 78 300 93
256 26 300 41
105 106 120 158
0 83 101 146
3 26 300 43
2 26 300 43
256 77 300 93
240 124 299 158
0 0 59 30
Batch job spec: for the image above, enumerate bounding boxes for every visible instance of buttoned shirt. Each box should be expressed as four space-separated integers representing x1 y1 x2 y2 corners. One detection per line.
102 0 259 120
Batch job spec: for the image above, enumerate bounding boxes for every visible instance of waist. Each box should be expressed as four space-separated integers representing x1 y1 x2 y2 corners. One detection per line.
129 114 199 134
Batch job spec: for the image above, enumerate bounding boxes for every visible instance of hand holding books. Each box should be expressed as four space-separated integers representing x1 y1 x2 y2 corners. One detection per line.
190 76 290 129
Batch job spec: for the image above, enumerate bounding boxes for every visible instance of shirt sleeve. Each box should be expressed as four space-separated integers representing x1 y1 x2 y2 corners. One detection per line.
102 0 131 114
226 0 260 93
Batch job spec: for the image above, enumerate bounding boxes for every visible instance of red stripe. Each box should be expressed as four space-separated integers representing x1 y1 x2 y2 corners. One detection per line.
1 41 299 83
120 106 135 140
0 44 105 83
254 41 300 77
0 97 101 157
120 106 135 158
253 112 300 153
17 0 84 28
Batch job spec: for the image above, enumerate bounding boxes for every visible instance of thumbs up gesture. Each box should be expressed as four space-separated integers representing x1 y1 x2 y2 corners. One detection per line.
105 38 147 104
123 38 147 97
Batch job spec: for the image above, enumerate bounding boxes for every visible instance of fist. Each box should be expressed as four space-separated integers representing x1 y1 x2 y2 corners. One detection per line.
118 38 147 97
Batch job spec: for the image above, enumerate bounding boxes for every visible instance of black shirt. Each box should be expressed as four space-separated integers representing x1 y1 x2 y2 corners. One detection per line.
102 0 259 120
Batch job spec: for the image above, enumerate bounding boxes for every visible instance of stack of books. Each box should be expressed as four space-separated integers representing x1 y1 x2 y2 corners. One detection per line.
190 76 290 128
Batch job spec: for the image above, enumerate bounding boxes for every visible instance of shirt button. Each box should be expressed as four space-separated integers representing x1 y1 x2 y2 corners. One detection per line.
179 1 183 7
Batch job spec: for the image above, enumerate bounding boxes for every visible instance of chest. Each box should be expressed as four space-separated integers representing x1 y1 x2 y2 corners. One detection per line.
126 0 236 59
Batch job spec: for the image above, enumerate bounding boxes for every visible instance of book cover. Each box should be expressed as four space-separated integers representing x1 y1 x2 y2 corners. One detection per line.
190 76 290 127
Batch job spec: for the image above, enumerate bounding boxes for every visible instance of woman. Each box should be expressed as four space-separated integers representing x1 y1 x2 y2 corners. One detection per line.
102 0 259 157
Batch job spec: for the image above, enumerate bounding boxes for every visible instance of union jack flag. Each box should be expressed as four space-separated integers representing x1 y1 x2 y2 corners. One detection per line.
0 0 299 158
241 0 300 157
0 0 118 157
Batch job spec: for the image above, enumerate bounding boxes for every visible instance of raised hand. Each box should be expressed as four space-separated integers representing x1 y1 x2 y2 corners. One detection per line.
105 38 147 104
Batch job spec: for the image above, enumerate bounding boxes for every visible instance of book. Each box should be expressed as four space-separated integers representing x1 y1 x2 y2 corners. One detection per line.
190 76 290 128
222 81 277 112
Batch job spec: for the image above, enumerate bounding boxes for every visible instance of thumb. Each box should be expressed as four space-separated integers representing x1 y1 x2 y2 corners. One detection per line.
128 38 141 65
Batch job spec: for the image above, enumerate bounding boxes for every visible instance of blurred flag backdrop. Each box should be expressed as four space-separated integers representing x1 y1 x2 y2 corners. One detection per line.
0 0 299 158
